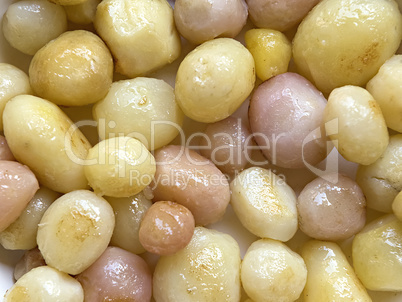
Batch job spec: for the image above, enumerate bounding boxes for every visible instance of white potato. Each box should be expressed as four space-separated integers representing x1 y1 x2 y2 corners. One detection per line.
4 266 83 302
2 0 67 55
93 77 184 150
106 192 152 254
0 63 31 131
153 227 241 302
241 239 307 302
0 187 60 250
230 167 298 241
302 240 371 301
94 0 181 78
324 85 389 165
353 214 402 291
84 136 156 197
293 0 402 95
175 38 255 123
367 55 402 132
3 95 91 193
37 190 115 275
64 0 101 25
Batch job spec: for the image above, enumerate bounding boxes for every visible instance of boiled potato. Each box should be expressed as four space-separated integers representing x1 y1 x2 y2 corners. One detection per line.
356 134 402 213
49 0 86 5
14 248 46 281
64 0 100 25
153 227 241 302
230 167 298 241
37 190 115 275
0 135 14 161
293 0 402 95
245 28 292 81
392 191 402 221
3 95 91 193
93 77 184 150
241 239 307 302
4 266 83 302
95 0 181 78
302 240 371 301
175 38 255 123
324 85 389 165
353 214 402 291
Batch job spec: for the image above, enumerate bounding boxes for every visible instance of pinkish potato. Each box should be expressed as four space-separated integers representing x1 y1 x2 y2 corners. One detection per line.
0 135 14 161
152 145 230 226
199 116 252 174
0 160 39 232
174 0 248 45
249 72 329 169
297 173 366 241
76 246 152 302
14 247 46 281
246 0 320 31
139 201 195 255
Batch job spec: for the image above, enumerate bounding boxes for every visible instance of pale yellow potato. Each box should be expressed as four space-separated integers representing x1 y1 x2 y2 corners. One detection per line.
324 85 389 165
0 63 31 131
352 214 402 291
245 28 292 81
93 77 184 150
175 38 255 123
106 192 152 254
356 134 402 213
153 227 241 302
367 55 402 132
0 187 60 250
241 239 307 302
3 95 91 193
29 30 113 106
4 266 83 302
64 0 100 25
94 0 181 78
302 240 371 302
293 0 402 95
84 136 156 197
37 190 115 275
392 191 402 221
230 167 298 241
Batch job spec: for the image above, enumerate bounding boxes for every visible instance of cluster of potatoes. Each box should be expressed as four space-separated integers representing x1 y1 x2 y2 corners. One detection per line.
1 0 402 301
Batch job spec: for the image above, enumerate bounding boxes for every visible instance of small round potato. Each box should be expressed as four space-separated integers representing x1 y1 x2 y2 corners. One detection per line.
3 95 91 193
356 134 402 213
241 239 307 302
93 77 184 150
0 135 15 161
324 86 389 165
293 0 402 95
14 248 46 281
230 167 298 241
37 190 115 275
29 30 113 106
174 0 248 45
84 136 156 197
175 38 255 123
153 227 241 302
367 55 402 133
2 0 67 55
64 0 101 25
4 266 84 302
245 28 292 81
152 145 230 226
95 0 181 77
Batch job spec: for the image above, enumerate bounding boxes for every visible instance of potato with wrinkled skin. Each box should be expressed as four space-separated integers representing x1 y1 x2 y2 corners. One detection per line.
3 95 91 193
95 0 181 78
293 0 402 95
14 248 46 281
153 227 241 302
64 0 100 25
174 0 248 45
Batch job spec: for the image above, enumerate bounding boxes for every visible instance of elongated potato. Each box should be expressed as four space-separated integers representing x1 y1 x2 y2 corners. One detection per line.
4 266 84 302
153 227 241 302
64 0 100 25
302 240 371 301
37 190 115 275
230 167 298 241
0 187 60 250
352 214 402 291
3 95 91 193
